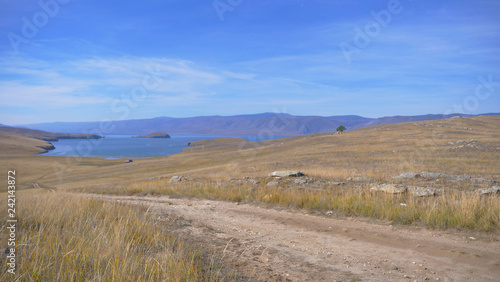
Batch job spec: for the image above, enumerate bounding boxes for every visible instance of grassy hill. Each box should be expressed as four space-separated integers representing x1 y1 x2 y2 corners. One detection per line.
1 115 499 281
0 131 55 156
0 126 102 141
180 115 500 179
0 126 103 156
2 115 496 194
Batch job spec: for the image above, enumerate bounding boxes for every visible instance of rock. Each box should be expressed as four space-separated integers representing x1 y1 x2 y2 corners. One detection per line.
269 171 305 177
420 172 471 181
294 178 309 185
168 175 183 183
394 172 420 179
246 178 261 184
370 184 407 194
327 181 345 186
453 175 471 181
471 177 490 183
420 171 446 178
408 186 436 197
478 186 500 195
389 265 398 270
267 181 280 186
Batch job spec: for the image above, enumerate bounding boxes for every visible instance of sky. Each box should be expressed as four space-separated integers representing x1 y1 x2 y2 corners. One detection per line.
0 0 499 125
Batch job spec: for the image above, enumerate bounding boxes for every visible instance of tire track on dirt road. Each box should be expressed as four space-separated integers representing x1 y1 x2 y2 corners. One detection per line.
84 194 500 281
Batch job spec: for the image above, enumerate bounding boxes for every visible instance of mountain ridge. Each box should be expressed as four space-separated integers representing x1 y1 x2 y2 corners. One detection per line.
17 113 499 136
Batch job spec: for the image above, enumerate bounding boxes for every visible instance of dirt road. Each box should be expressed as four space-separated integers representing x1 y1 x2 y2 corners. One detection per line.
86 194 500 281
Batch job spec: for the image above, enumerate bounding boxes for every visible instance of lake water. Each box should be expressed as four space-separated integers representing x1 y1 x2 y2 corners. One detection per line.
41 134 287 158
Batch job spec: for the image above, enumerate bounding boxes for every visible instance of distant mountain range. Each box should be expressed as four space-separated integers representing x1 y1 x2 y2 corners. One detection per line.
18 113 499 136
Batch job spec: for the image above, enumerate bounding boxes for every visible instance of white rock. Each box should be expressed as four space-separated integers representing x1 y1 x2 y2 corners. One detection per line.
269 171 305 177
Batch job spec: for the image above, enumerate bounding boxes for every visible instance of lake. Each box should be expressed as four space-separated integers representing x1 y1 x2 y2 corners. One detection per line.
41 134 288 158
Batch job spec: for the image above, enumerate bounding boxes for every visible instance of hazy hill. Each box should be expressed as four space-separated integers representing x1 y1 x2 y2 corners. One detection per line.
0 126 103 141
19 113 498 136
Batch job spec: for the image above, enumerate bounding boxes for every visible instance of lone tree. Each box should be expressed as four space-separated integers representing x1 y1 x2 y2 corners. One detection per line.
336 125 346 133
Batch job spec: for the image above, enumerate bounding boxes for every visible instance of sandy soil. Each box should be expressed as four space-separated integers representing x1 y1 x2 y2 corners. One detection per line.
86 194 500 281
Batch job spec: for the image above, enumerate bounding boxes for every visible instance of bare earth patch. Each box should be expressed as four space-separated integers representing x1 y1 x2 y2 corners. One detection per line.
86 194 500 281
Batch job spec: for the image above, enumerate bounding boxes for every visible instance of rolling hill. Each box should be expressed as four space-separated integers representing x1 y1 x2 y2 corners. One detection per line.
0 131 55 155
0 126 103 141
0 127 104 155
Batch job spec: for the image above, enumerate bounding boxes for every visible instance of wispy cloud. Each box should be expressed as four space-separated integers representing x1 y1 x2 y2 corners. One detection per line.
0 56 229 109
0 0 498 124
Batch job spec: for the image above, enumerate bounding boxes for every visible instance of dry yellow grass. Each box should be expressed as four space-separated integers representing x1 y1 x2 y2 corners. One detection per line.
0 131 54 156
0 115 499 280
79 178 500 232
1 115 499 234
4 116 499 192
0 191 229 281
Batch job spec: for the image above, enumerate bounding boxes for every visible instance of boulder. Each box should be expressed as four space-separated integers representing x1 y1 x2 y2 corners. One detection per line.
420 171 446 178
393 172 420 179
168 175 183 183
408 186 436 197
478 186 500 195
246 178 261 184
269 171 305 177
453 175 471 181
370 184 407 194
420 171 471 181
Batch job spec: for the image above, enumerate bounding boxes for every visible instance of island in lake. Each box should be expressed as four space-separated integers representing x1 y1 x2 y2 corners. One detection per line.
133 132 171 138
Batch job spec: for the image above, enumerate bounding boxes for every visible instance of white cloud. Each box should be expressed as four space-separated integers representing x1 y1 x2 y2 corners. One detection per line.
0 56 232 110
0 81 113 108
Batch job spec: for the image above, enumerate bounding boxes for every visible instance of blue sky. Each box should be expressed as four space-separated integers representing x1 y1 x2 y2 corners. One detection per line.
1 0 499 125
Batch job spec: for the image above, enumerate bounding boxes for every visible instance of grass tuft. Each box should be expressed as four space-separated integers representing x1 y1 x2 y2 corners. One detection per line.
83 180 500 232
0 192 227 281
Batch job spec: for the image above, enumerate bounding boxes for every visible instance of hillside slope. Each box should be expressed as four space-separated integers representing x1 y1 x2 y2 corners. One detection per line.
0 131 55 156
181 115 500 180
0 126 102 141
